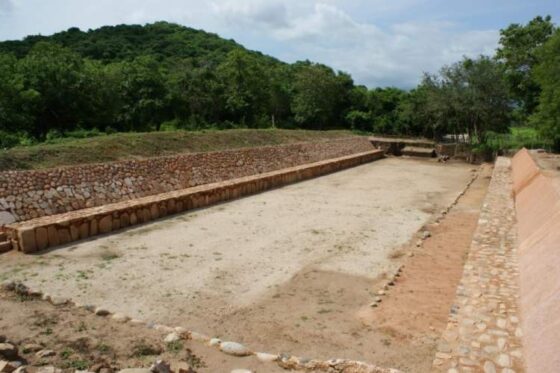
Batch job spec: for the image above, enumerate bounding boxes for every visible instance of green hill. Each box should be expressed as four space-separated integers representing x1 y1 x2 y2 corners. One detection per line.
0 22 279 66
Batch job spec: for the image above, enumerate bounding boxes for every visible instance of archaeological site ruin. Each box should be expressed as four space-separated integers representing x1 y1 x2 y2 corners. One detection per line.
1 135 559 373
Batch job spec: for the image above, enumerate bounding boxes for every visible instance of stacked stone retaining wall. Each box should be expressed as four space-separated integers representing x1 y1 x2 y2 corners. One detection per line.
511 148 560 373
0 137 374 224
3 148 383 253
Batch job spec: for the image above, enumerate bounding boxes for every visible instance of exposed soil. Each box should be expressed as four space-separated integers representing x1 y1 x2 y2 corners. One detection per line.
0 158 489 372
0 289 286 373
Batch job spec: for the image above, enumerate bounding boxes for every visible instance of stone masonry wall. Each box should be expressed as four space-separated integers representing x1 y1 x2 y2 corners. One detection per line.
0 137 374 224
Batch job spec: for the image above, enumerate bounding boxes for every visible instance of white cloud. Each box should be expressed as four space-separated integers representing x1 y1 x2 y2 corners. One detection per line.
0 0 14 15
211 0 289 28
0 0 503 88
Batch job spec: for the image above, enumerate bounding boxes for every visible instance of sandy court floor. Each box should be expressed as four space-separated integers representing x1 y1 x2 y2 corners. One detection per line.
0 158 474 368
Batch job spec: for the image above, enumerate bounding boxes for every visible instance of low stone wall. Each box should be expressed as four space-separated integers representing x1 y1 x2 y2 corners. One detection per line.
0 137 374 224
511 148 560 373
5 150 384 253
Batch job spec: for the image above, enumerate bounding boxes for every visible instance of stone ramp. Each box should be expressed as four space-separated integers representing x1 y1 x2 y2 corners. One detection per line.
3 150 383 254
432 157 525 372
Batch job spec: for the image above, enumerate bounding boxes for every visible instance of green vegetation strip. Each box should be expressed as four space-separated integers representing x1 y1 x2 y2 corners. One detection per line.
0 129 356 171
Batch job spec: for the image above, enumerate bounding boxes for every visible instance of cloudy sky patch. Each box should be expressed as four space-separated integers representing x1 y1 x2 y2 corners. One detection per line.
0 0 558 88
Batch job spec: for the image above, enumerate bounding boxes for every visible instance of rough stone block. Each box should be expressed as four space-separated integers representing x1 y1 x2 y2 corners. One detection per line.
120 213 130 228
90 219 98 236
58 228 71 245
112 216 121 231
35 227 49 251
98 215 112 234
47 226 59 246
167 199 176 214
79 223 89 240
70 225 79 241
129 212 137 225
150 204 159 220
18 228 37 253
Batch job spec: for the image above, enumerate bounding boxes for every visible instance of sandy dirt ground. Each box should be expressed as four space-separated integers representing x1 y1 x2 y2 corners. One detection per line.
0 158 479 371
0 289 286 373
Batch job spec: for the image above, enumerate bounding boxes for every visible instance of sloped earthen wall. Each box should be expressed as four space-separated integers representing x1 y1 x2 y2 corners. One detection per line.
511 148 560 373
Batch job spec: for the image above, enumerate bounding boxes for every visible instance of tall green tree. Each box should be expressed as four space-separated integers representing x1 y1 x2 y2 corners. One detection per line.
18 42 94 138
496 15 556 117
421 56 512 142
291 62 351 129
217 50 272 127
531 29 560 150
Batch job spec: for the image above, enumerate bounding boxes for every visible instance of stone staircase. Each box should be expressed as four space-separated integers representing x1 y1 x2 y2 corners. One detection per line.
0 230 12 253
401 146 437 158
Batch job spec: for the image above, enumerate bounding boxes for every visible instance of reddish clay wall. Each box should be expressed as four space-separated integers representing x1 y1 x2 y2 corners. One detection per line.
0 137 373 224
511 149 560 373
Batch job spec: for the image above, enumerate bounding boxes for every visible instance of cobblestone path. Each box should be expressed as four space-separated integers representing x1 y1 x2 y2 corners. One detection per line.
432 157 525 373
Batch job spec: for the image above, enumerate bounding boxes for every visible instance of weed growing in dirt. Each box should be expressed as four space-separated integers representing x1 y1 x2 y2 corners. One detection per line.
76 321 88 332
101 252 121 261
131 341 162 357
166 340 183 354
96 343 113 356
184 349 206 369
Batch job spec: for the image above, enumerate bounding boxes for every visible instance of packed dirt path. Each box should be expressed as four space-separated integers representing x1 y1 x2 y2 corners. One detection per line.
0 158 477 371
357 163 492 372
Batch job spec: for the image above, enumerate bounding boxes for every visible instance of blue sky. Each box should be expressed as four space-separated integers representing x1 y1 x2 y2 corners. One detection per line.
0 0 558 88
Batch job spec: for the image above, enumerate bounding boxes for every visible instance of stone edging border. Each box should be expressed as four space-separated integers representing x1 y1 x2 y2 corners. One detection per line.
1 282 401 373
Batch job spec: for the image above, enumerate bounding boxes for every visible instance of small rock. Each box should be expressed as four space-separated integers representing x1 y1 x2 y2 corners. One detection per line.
129 319 144 325
483 361 497 373
118 370 151 373
150 360 171 373
416 240 423 247
49 297 68 306
189 332 209 342
0 344 18 360
12 366 27 373
219 342 252 357
163 333 180 343
0 361 15 373
208 338 221 347
94 307 110 316
1 281 15 291
377 290 385 296
111 314 129 323
174 327 188 334
231 370 253 373
36 350 55 358
422 231 431 239
255 352 278 363
37 367 61 373
22 343 43 354
99 367 112 373
153 325 174 333
368 302 378 308
495 354 511 368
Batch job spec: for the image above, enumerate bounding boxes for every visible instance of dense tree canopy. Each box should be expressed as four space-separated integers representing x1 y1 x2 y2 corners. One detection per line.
531 29 560 149
496 16 556 119
0 18 558 150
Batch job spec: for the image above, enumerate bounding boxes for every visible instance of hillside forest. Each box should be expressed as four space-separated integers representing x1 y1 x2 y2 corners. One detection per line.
0 17 559 150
